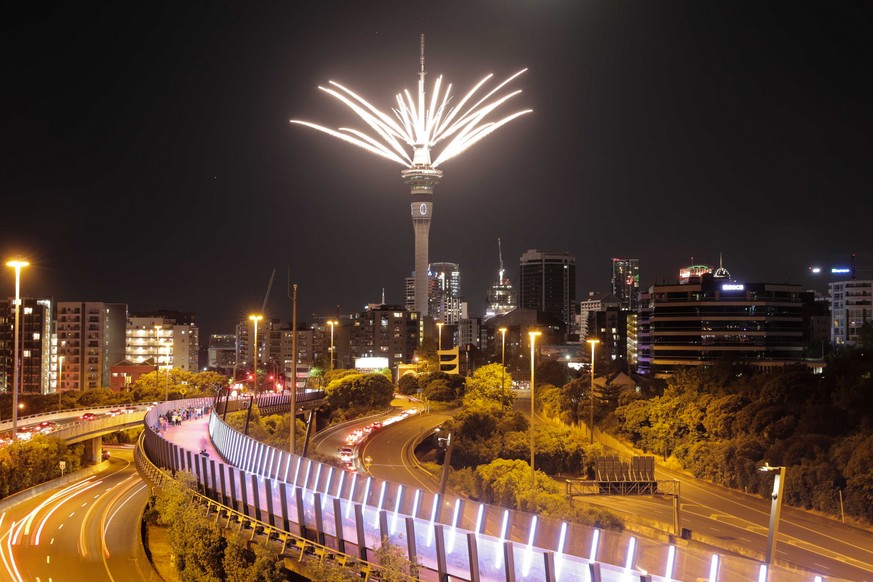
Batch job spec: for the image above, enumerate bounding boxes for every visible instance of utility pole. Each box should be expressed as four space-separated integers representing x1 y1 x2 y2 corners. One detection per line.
289 277 298 456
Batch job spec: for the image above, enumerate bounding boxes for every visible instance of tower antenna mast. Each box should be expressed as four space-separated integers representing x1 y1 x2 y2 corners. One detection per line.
498 237 505 283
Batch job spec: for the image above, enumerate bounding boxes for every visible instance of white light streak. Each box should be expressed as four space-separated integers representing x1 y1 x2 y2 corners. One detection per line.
291 55 530 170
665 545 676 580
522 515 538 576
709 554 720 582
556 522 568 579
589 529 600 562
625 536 636 570
475 503 484 535
392 485 404 532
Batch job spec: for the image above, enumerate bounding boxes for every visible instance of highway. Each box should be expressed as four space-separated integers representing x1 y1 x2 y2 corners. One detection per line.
515 393 873 581
0 446 159 582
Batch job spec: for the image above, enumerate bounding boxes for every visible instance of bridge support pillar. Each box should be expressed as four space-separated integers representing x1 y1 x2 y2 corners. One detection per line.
88 436 103 464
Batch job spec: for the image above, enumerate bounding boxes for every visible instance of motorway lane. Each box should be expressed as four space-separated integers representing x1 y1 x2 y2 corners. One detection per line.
359 412 452 493
0 447 158 582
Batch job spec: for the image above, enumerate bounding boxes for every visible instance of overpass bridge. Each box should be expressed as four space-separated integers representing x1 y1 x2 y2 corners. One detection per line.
133 396 834 582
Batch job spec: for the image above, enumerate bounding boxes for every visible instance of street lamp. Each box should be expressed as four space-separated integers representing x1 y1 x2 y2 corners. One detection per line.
327 320 338 371
587 338 600 444
499 327 508 391
249 314 263 396
6 258 29 440
529 330 542 503
759 463 786 569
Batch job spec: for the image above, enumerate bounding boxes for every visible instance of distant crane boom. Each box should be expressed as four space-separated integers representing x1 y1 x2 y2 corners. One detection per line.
261 269 276 314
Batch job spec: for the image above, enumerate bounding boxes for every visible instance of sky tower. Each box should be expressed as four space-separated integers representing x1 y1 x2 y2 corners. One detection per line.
291 35 530 317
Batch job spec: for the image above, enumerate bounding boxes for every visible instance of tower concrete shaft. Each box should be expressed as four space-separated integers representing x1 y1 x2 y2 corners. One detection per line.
402 166 443 317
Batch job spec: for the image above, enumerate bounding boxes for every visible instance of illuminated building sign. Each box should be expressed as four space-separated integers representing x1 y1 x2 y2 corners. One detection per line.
722 284 745 291
832 268 851 274
355 357 389 370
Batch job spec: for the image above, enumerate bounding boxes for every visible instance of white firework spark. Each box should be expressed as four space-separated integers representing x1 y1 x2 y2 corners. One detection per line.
290 50 531 169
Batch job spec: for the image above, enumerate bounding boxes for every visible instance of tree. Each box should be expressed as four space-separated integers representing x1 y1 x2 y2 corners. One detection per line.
464 363 514 409
325 373 394 410
397 373 419 395
560 378 588 426
374 536 420 581
535 360 572 388
414 337 439 373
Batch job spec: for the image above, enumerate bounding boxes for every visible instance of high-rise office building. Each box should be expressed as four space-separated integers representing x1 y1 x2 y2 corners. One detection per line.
519 249 576 329
642 276 813 376
405 262 465 323
126 312 199 373
611 258 640 311
349 304 419 370
830 279 873 347
57 302 127 390
208 334 237 374
0 297 54 394
485 238 517 319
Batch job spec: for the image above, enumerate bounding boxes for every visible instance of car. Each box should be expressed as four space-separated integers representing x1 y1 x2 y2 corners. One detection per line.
37 421 57 434
101 450 111 461
370 421 383 430
338 447 354 461
124 406 137 414
108 409 123 416
80 413 98 421
15 428 34 440
362 425 373 434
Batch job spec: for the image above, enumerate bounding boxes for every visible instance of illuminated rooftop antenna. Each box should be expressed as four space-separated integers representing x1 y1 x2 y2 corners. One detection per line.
498 237 505 283
713 252 731 279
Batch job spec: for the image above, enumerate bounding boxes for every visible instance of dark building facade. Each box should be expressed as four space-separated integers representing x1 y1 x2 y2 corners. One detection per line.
611 257 640 311
349 304 419 370
519 249 576 330
643 277 814 376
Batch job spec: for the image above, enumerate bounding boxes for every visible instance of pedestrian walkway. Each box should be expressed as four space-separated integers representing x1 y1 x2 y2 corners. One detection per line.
160 411 219 459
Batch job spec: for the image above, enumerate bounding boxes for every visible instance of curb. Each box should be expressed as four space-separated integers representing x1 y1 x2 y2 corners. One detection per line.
0 460 110 512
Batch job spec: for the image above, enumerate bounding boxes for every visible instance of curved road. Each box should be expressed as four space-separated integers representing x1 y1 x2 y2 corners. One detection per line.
0 446 158 582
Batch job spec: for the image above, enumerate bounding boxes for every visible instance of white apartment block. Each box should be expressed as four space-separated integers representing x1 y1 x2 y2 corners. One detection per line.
830 279 873 346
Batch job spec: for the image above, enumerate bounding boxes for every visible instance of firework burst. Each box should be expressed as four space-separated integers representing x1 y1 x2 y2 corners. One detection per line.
290 45 530 168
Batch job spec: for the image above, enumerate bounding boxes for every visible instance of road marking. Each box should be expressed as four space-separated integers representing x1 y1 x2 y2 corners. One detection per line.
68 513 75 518
81 503 87 507
58 524 63 530
46 556 50 563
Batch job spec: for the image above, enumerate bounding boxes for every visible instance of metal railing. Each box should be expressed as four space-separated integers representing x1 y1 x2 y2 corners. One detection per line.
133 431 397 580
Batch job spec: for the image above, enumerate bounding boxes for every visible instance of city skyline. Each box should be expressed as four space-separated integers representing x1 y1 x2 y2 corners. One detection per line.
2 2 871 342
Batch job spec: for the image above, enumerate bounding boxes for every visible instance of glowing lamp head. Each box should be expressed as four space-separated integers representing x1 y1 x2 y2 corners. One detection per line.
6 259 30 269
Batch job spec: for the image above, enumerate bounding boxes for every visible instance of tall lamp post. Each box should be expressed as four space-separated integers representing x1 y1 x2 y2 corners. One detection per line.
499 327 508 390
759 463 786 570
249 314 263 396
528 330 542 502
6 259 29 440
327 320 338 371
587 338 600 444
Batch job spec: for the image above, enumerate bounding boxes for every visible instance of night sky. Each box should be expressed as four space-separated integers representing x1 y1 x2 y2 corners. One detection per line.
2 2 872 348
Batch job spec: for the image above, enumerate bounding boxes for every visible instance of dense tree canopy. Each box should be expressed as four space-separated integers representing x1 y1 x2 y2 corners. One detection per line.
613 356 873 522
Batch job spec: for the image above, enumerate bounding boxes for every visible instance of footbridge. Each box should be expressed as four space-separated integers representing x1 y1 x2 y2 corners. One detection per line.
133 395 837 582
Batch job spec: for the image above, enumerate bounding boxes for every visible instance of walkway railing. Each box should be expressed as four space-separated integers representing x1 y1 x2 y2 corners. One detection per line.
137 397 827 582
